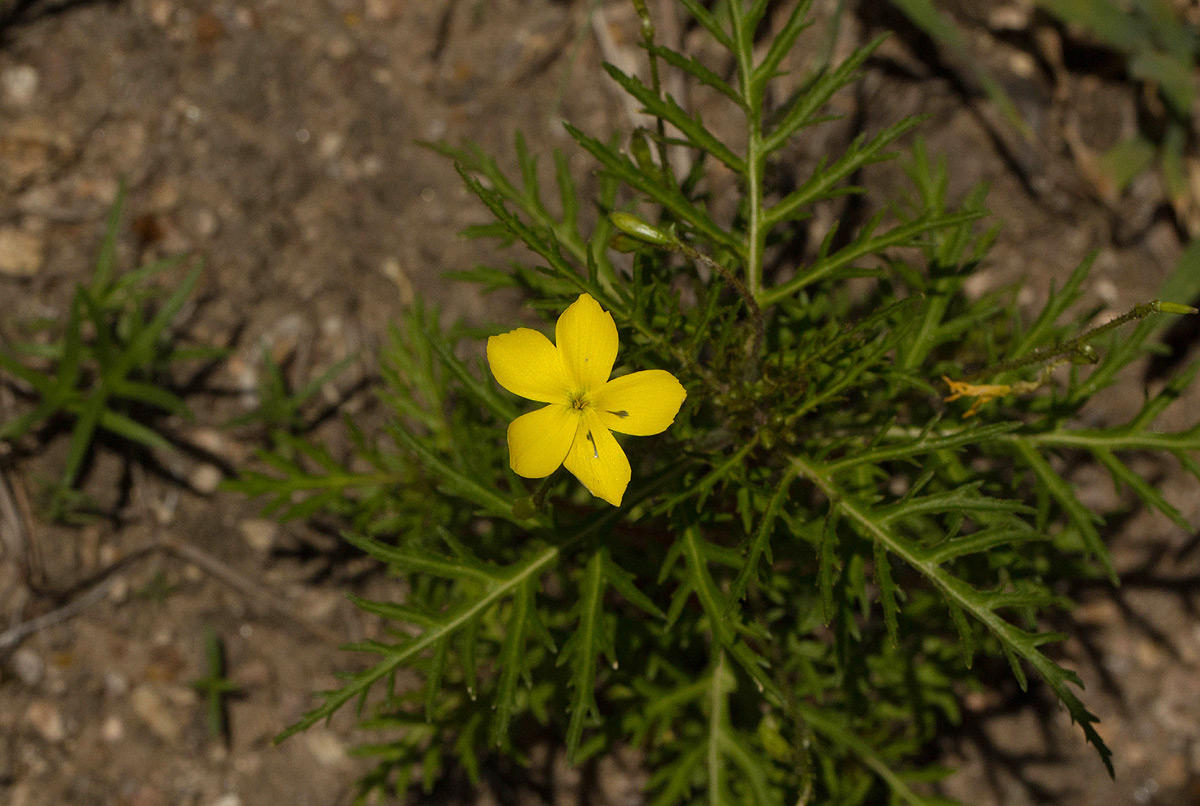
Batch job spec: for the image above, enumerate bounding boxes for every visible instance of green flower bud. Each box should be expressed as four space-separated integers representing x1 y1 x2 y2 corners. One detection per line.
609 212 674 247
1154 301 1199 315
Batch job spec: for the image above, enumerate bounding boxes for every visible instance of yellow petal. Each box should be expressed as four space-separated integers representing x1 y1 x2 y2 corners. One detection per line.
556 293 617 392
563 410 630 507
591 370 686 435
507 404 578 478
487 328 569 404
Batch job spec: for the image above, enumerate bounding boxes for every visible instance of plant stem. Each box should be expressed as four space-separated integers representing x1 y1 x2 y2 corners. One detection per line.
631 0 676 187
729 2 766 303
676 241 764 364
963 300 1195 382
707 649 726 806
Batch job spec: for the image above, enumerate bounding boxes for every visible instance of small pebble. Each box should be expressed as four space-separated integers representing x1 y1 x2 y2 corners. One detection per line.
101 715 124 742
131 685 182 742
148 0 172 26
193 208 219 237
209 794 241 806
104 672 129 697
306 729 347 766
239 519 277 553
326 35 355 61
25 700 65 742
0 227 45 277
107 575 130 603
190 463 223 494
1094 277 1119 305
300 589 340 622
10 648 44 687
1135 639 1165 670
1 65 39 106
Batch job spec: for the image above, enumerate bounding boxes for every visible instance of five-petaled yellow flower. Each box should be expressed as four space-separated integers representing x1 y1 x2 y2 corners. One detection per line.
487 293 686 507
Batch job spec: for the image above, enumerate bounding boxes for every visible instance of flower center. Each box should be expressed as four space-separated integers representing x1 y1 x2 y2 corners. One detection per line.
569 391 591 412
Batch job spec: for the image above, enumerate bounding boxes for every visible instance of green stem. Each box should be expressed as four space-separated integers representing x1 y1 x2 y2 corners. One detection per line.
531 470 559 510
676 241 764 363
707 649 726 806
631 0 676 188
964 300 1194 382
729 2 766 303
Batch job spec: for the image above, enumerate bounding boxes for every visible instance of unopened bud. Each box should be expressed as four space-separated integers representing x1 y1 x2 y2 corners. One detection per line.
608 212 674 247
1154 300 1199 315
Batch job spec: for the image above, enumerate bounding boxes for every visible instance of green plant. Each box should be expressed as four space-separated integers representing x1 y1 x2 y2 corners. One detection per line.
224 346 355 446
191 624 240 744
0 187 209 517
233 3 1200 803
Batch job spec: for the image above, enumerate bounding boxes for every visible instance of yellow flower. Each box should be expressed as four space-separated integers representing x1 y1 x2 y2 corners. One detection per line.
487 293 686 507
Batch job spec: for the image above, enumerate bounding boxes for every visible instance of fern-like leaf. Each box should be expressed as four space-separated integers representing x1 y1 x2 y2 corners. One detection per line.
791 455 1113 775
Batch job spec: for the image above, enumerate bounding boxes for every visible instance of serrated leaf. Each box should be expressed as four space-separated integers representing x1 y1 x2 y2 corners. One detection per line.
762 211 982 304
726 468 796 612
602 550 665 619
752 0 814 89
602 63 745 174
490 576 533 746
793 454 1113 774
766 117 923 223
646 44 742 108
342 530 498 584
276 544 561 745
874 538 900 645
763 35 886 152
1010 439 1116 582
563 123 743 257
559 550 607 762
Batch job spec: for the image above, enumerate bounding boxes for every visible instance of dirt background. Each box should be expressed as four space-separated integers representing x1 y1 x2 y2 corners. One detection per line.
1 1 1199 804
